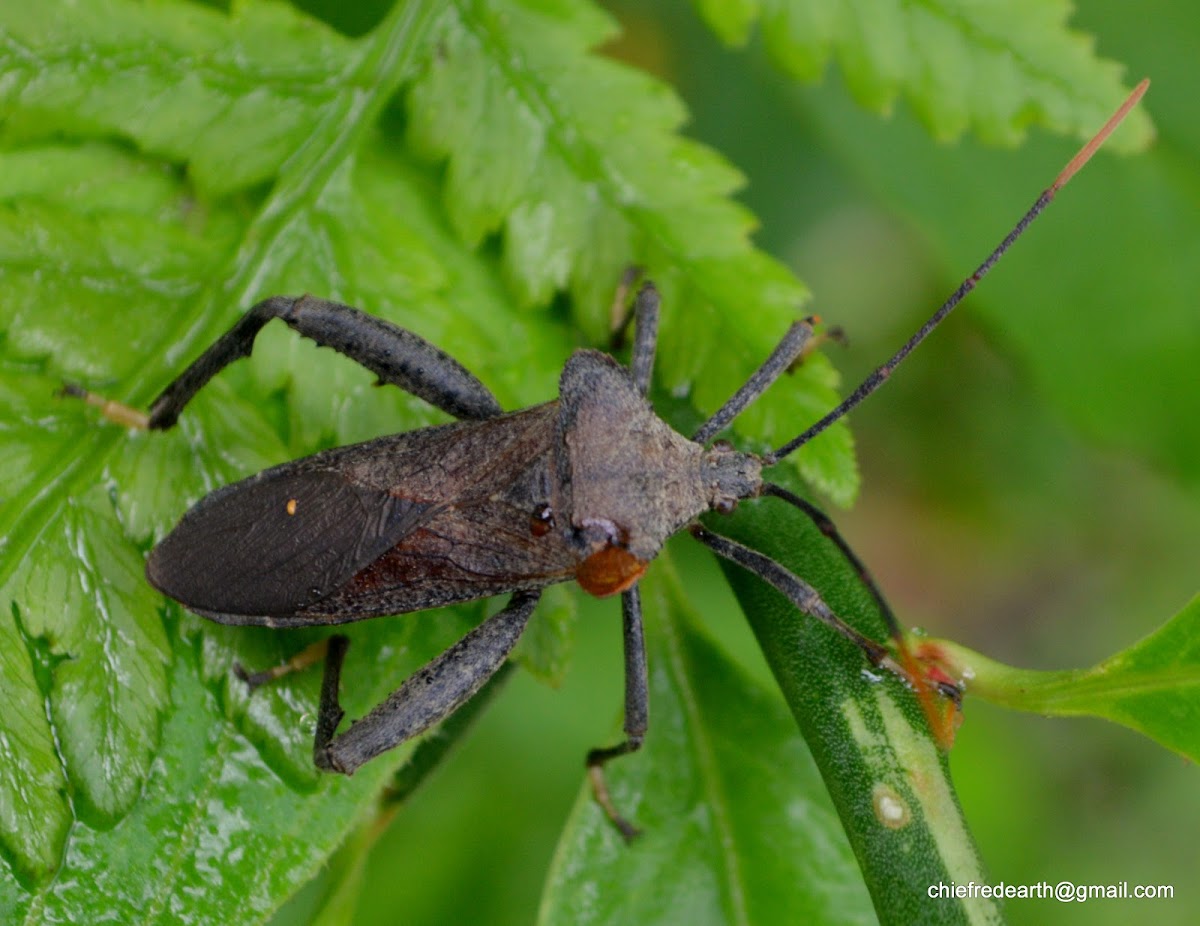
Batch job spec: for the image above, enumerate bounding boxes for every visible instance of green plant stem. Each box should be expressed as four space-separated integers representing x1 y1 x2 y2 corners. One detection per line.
708 476 998 926
924 638 1101 714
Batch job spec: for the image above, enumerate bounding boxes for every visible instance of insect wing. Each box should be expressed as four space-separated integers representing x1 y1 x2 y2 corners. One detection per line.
311 405 579 618
313 470 579 619
147 456 435 622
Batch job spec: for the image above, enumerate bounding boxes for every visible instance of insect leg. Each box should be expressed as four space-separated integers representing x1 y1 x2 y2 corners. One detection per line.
759 482 902 641
627 283 660 398
607 270 659 398
315 590 541 775
691 318 815 445
688 525 898 673
689 524 960 745
233 636 337 692
57 382 152 429
66 296 502 429
586 585 648 841
760 482 963 697
313 634 351 761
148 296 503 428
607 265 643 347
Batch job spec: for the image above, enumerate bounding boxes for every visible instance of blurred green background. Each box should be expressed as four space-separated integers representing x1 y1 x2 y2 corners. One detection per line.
264 1 1198 923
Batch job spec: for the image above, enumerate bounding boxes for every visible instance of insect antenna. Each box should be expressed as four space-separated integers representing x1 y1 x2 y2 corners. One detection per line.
763 78 1149 468
692 318 815 444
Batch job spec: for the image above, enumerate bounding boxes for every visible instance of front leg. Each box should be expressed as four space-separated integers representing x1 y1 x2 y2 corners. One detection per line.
688 525 894 669
691 317 815 445
626 283 660 398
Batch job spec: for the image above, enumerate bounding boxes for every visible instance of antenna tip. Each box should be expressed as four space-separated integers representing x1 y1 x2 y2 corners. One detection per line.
1051 79 1151 193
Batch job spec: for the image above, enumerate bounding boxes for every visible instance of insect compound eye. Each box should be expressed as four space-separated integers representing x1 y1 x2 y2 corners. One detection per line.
713 497 738 515
712 439 734 452
530 504 556 537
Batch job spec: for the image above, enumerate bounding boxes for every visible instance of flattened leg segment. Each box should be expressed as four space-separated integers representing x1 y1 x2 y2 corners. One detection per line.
316 590 541 774
146 295 502 428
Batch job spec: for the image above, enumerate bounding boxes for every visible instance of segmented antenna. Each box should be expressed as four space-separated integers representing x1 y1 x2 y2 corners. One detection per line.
765 79 1149 467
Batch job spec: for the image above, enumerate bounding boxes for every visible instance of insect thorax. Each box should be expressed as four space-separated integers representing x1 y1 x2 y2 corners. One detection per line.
553 350 761 569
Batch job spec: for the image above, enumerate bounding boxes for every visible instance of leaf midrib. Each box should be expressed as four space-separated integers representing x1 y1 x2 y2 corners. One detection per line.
1023 665 1200 712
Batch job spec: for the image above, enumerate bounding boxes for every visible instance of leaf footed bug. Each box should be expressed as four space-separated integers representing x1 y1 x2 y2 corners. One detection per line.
66 80 1147 840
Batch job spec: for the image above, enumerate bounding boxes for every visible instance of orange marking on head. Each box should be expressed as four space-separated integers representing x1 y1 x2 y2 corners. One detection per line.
577 546 647 598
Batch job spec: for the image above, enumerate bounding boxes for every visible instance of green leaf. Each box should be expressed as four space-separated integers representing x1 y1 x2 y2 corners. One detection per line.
691 0 1153 151
540 566 876 926
0 0 359 198
3 483 171 823
406 0 857 502
0 629 438 924
707 474 996 925
929 595 1200 764
515 584 578 688
0 0 459 903
0 553 68 888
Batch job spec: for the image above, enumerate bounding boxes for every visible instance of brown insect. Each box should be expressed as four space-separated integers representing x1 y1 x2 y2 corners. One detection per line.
68 80 1148 838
